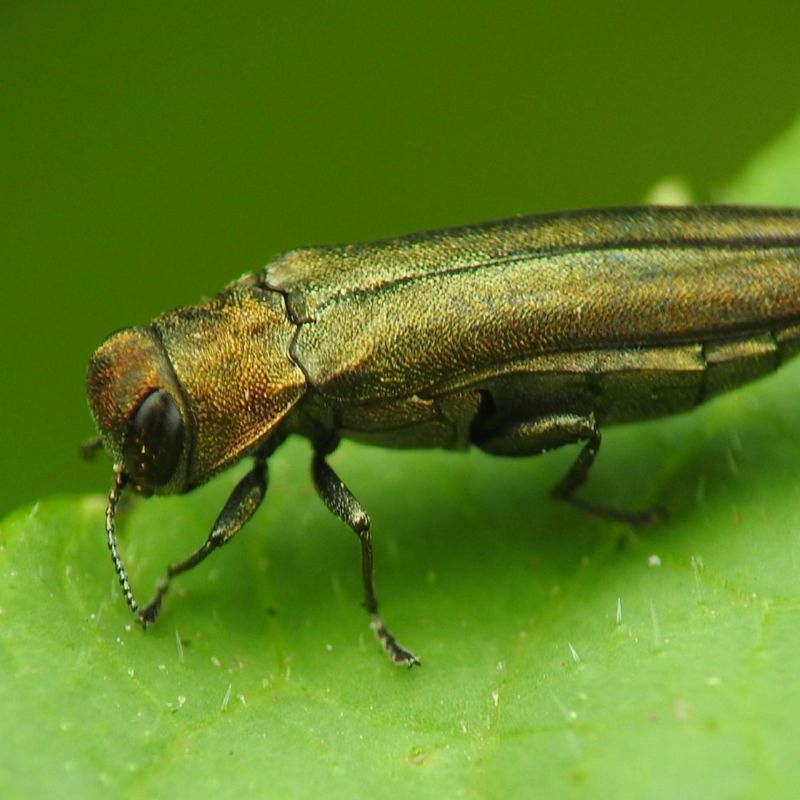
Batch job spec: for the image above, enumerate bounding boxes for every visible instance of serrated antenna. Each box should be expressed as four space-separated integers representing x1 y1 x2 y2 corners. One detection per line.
106 464 138 612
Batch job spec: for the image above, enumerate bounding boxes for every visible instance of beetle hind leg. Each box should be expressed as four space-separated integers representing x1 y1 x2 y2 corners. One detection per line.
472 411 663 526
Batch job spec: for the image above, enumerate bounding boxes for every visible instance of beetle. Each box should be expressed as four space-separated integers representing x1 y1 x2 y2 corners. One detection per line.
87 205 800 666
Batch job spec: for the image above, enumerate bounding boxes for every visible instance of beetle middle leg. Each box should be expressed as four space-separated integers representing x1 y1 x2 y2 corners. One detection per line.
311 438 420 667
473 411 662 525
137 455 268 627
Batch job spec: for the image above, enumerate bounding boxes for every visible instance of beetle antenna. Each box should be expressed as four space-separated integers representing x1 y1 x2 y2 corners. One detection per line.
106 465 138 612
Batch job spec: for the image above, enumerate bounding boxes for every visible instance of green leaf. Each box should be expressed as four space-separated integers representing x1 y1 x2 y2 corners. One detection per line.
4 118 800 799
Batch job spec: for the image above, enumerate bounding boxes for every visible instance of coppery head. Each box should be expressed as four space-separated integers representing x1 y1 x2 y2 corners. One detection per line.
87 326 191 496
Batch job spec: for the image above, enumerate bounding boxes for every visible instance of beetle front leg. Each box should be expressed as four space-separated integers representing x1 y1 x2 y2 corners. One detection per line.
138 455 268 627
311 443 420 667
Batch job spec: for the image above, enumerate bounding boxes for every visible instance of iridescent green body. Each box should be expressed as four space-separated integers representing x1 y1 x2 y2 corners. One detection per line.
86 205 800 666
265 206 800 451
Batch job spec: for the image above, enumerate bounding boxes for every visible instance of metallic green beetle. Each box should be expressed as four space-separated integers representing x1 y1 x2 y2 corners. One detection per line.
87 205 800 666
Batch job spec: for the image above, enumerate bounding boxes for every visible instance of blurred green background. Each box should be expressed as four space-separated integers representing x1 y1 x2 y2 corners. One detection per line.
3 2 800 515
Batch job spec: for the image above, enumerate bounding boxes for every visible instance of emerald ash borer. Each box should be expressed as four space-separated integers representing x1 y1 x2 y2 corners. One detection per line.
86 205 800 666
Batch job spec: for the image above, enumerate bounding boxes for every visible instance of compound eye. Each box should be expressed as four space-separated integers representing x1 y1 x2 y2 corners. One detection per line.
122 390 183 488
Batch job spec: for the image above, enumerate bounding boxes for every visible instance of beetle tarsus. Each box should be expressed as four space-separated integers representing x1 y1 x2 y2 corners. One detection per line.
371 615 421 667
137 583 168 628
559 493 667 527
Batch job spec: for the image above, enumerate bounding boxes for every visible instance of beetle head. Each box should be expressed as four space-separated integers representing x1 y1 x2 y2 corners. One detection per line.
87 286 306 496
87 326 191 496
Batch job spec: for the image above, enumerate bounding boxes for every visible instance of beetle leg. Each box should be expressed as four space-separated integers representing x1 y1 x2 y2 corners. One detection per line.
475 412 662 525
137 455 268 627
311 446 420 668
547 415 663 525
